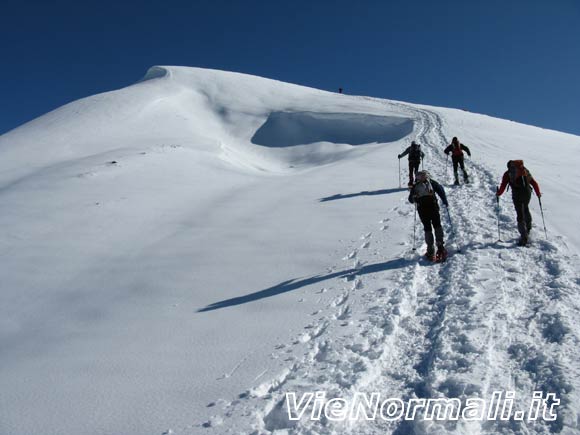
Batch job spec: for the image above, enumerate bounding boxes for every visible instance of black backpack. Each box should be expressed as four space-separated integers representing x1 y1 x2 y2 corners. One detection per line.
409 143 422 160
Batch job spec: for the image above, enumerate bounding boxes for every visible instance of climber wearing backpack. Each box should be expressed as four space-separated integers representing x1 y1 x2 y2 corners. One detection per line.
398 141 425 187
408 170 449 261
496 160 541 246
444 137 471 185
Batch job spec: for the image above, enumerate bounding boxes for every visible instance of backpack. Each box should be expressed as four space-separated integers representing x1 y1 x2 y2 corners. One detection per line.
409 143 422 160
414 179 434 199
452 143 463 157
508 160 531 190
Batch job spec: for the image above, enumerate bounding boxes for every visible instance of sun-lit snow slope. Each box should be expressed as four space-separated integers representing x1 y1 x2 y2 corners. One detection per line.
0 67 579 435
197 99 580 435
0 66 415 435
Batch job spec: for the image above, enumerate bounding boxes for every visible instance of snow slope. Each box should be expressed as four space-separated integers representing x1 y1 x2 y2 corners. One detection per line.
0 66 579 435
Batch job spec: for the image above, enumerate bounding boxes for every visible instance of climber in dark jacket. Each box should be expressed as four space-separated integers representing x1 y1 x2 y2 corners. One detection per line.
496 160 541 246
409 170 449 260
444 137 471 185
398 141 425 186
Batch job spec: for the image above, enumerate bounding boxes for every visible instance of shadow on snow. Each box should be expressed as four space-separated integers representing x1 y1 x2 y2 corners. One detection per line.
197 257 413 313
320 187 407 202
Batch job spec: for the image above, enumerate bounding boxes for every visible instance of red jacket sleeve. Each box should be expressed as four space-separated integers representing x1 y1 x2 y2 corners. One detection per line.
496 172 509 196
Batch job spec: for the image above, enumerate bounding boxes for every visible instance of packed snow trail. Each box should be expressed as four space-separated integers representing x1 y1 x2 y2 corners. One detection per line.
190 100 580 435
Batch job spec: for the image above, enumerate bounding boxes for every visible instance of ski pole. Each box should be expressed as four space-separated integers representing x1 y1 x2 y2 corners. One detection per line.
412 202 417 251
496 187 501 241
446 206 461 252
398 158 401 188
538 196 548 239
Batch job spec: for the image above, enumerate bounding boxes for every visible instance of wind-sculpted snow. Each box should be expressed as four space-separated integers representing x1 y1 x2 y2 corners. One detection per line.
138 65 170 83
251 111 413 147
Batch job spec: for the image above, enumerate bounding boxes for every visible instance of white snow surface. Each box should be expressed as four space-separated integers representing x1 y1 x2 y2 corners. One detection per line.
1 66 579 435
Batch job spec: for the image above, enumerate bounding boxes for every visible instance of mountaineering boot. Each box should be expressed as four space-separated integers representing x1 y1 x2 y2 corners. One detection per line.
436 246 448 262
425 245 435 260
518 235 528 247
463 172 469 184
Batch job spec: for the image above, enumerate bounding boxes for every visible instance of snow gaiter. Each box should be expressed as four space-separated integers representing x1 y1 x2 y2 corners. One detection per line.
435 226 445 248
517 219 527 237
425 230 435 250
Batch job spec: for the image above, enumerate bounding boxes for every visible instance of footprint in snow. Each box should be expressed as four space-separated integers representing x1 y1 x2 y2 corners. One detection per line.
332 292 349 307
344 250 357 260
337 304 351 320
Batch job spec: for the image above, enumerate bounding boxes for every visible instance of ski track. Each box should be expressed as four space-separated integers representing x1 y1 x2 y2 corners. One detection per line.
187 100 580 435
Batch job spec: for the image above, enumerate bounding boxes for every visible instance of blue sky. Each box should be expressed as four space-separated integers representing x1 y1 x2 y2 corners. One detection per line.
1 0 579 135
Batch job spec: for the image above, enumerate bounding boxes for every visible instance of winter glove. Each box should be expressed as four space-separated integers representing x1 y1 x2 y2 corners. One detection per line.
397 154 402 159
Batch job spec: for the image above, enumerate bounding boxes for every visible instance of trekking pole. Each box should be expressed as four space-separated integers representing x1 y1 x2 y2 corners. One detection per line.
538 196 548 239
446 154 450 181
398 158 401 188
496 187 502 241
446 206 461 252
412 202 417 251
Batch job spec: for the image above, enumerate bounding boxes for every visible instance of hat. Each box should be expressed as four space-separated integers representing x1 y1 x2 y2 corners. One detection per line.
416 170 430 182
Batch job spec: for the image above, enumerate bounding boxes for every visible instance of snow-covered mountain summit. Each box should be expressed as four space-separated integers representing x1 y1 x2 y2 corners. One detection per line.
0 66 414 178
1 67 579 435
